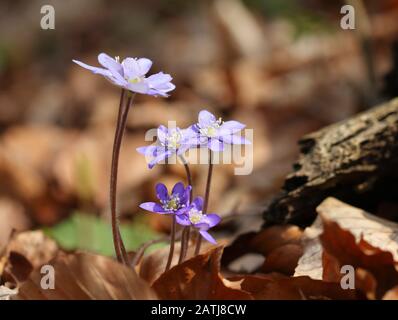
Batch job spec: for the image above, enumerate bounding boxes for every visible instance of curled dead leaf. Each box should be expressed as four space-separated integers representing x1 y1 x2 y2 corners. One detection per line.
234 274 357 300
261 244 303 276
17 252 157 300
6 230 58 269
152 246 252 300
320 217 398 299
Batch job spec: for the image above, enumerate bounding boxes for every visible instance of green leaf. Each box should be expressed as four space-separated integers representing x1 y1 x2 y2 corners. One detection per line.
44 212 161 257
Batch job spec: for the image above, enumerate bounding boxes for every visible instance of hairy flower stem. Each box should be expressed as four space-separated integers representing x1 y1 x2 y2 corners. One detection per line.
195 150 213 255
178 155 193 263
110 89 134 265
178 227 190 264
165 215 176 272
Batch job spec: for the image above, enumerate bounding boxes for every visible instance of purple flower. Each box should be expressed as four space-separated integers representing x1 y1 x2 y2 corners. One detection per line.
73 53 175 97
176 197 221 244
137 125 198 169
139 182 191 225
192 110 250 152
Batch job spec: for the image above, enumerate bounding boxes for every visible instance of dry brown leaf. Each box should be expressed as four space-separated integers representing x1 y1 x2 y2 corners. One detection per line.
6 231 58 269
261 244 303 276
383 286 398 300
17 252 157 300
294 216 323 279
295 198 398 281
152 246 252 300
250 225 303 256
0 198 31 250
320 217 398 299
319 198 398 261
233 274 357 300
139 243 182 285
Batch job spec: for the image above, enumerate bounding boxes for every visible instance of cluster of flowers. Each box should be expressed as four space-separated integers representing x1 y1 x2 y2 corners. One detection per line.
73 53 250 266
136 108 250 243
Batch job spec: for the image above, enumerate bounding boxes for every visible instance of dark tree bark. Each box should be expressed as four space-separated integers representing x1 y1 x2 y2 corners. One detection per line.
264 98 398 227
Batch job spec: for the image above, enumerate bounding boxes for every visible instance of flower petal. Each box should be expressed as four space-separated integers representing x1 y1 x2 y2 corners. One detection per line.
72 60 112 77
126 81 150 94
139 202 165 213
121 57 141 79
220 134 251 145
98 53 123 75
155 183 168 202
219 121 246 134
136 145 158 156
171 182 185 198
208 139 224 152
192 197 204 210
203 214 221 228
137 58 153 76
176 214 191 226
181 185 192 204
157 125 168 144
148 150 172 169
198 110 216 127
199 230 217 244
146 72 173 86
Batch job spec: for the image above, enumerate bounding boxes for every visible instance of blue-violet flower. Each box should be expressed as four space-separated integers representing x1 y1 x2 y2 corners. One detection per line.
139 182 191 226
73 53 175 97
192 110 250 152
137 125 197 169
177 197 221 244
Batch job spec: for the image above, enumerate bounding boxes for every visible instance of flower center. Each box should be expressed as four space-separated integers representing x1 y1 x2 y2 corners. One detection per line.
189 209 203 224
199 118 223 138
163 196 180 211
129 76 143 84
165 130 182 150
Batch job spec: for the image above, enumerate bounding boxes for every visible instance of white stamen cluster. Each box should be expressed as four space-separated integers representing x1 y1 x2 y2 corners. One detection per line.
161 195 181 211
199 118 223 138
189 208 204 224
163 129 183 150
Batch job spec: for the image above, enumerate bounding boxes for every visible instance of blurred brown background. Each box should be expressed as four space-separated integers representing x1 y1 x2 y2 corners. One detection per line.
1 0 398 254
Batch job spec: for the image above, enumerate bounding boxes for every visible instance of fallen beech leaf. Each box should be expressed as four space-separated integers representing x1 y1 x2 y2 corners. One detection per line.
3 252 33 283
223 225 303 270
294 216 323 279
6 231 58 269
383 286 398 300
17 252 157 300
295 198 398 281
320 218 398 299
139 243 182 285
261 244 303 275
152 246 252 300
0 198 31 250
234 274 357 300
139 239 217 285
319 198 398 261
250 225 303 256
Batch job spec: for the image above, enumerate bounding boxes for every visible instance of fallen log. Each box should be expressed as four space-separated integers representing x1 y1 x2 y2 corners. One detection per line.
264 98 398 227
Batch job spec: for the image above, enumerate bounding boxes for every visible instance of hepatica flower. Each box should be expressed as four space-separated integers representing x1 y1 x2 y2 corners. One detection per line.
137 125 197 169
177 197 221 244
73 53 175 97
193 110 250 152
140 182 191 224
